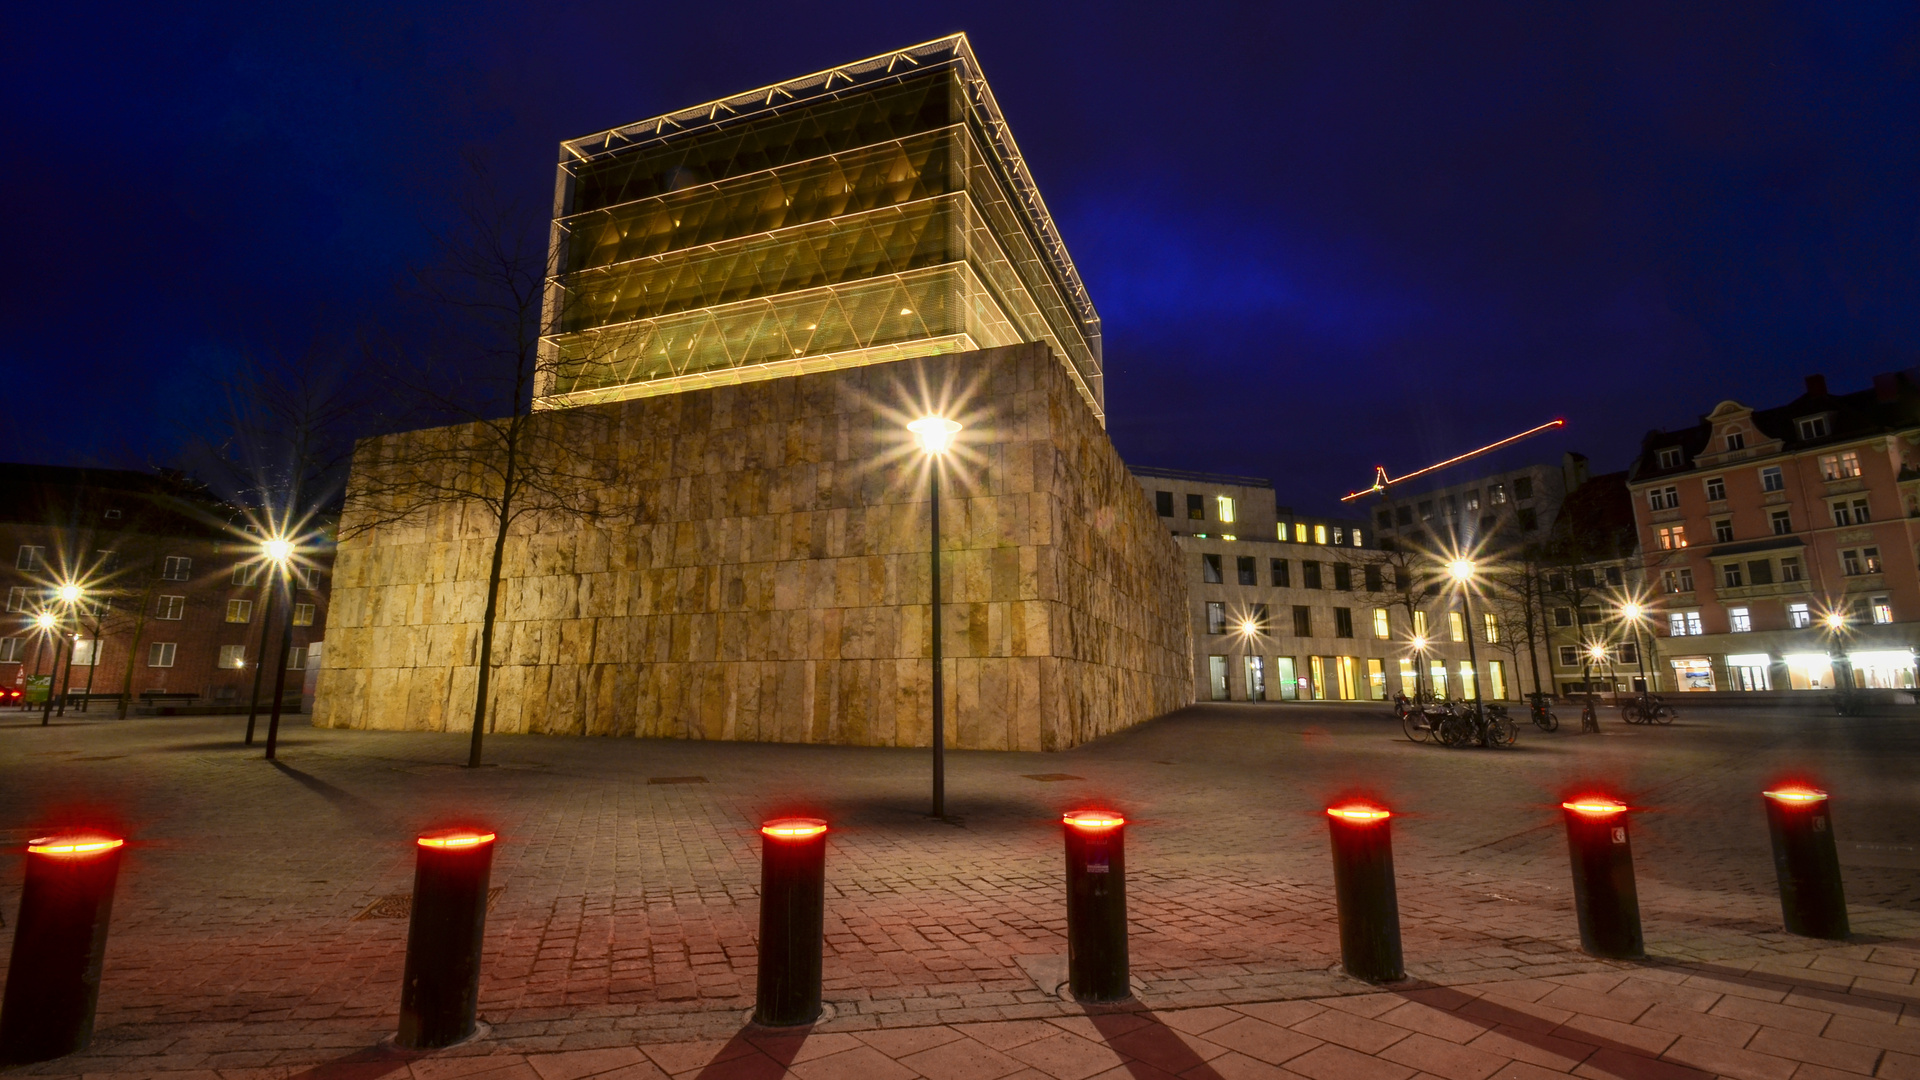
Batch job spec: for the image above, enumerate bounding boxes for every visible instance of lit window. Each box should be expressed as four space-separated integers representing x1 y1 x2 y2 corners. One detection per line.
1656 525 1687 550
1788 603 1811 629
1332 526 1345 545
1760 466 1785 492
1372 609 1390 638
71 640 101 666
1865 546 1882 573
1313 524 1328 545
1294 523 1307 543
1351 530 1363 547
1663 569 1694 593
218 644 247 669
1669 612 1704 636
1413 611 1428 636
148 642 177 667
1730 607 1752 633
1448 611 1465 642
1216 495 1236 523
1705 477 1726 501
1465 493 1481 512
1872 597 1893 624
293 603 315 627
1489 483 1507 505
1840 450 1861 477
1483 612 1499 643
226 599 253 624
1821 451 1862 480
1206 602 1226 635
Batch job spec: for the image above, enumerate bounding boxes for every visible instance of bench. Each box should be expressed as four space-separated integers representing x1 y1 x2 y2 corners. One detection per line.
62 691 127 708
139 691 201 705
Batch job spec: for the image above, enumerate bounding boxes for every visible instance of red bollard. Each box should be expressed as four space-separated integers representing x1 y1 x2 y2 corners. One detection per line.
1561 798 1644 959
1326 804 1403 983
0 834 127 1064
397 829 496 1049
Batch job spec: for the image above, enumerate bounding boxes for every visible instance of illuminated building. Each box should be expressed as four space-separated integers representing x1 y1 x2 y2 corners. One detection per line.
538 34 1103 420
1629 372 1920 696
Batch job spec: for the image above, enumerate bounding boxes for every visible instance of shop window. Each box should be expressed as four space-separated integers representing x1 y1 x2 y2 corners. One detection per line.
1208 656 1228 701
1730 607 1752 632
1367 658 1388 700
1705 477 1726 501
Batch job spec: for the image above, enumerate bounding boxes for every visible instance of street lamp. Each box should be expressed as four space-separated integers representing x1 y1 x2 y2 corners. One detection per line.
1619 601 1651 695
907 416 962 819
260 536 300 761
1821 609 1854 711
40 587 82 725
1447 558 1482 703
1409 634 1429 700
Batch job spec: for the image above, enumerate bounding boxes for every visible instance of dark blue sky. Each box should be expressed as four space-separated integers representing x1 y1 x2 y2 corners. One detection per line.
5 2 1916 514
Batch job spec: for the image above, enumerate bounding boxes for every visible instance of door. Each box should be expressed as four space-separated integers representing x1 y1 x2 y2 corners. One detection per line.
1244 656 1266 701
1275 657 1298 700
1208 655 1229 701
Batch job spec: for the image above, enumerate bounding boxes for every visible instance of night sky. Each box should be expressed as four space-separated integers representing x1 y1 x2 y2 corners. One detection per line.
6 3 1916 515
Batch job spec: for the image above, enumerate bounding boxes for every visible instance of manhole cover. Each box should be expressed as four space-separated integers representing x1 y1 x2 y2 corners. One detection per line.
354 887 505 921
1023 773 1082 782
648 776 707 784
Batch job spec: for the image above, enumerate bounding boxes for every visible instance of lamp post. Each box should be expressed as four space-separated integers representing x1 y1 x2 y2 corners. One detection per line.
1409 634 1428 701
1823 610 1855 715
1447 559 1481 703
53 585 82 718
35 612 62 726
907 416 961 820
1619 602 1650 694
259 538 297 760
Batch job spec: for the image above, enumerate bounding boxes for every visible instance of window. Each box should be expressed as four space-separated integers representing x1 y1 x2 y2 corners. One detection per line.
1730 607 1752 633
1842 548 1879 575
1237 556 1257 586
1547 572 1568 593
1664 568 1694 594
1657 448 1682 469
1713 519 1734 543
1376 510 1393 531
0 638 22 662
1372 608 1390 638
1412 611 1428 637
162 556 192 581
226 599 253 623
1332 563 1352 591
1797 416 1829 440
1216 496 1236 523
1616 643 1639 665
1364 564 1383 592
293 603 316 627
1770 509 1793 535
1831 501 1853 527
1489 483 1507 505
1553 606 1574 627
103 507 122 520
1649 486 1679 510
1270 559 1290 587
1202 554 1222 584
1760 466 1785 492
156 595 185 620
1156 491 1173 517
1292 606 1312 637
287 645 309 670
1780 557 1802 582
1849 497 1870 524
1313 524 1328 545
1517 508 1538 531
1865 547 1882 573
4 587 25 613
1514 477 1534 500
219 644 247 669
1656 525 1687 550
1187 494 1204 520
1394 506 1412 527
1725 432 1746 451
1748 560 1773 586
1820 452 1862 480
1208 656 1228 701
1722 564 1743 588
1418 500 1433 521
1448 611 1465 642
1872 597 1893 624
1294 523 1308 542
1302 561 1322 589
71 639 101 666
1483 612 1499 643
1465 493 1481 513
148 642 178 667
1788 603 1812 629
1705 477 1726 501
1604 566 1623 587
1332 526 1346 545
1579 567 1598 589
1334 608 1354 638
1443 495 1458 519
232 563 260 586
1669 612 1704 636
15 545 44 571
1205 602 1227 635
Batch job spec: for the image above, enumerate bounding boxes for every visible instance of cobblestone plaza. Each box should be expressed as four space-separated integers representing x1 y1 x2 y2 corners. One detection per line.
0 703 1916 1077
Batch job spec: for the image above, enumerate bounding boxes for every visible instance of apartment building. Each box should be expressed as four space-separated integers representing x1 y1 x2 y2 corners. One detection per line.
1536 473 1654 697
1131 466 1519 703
1628 372 1920 694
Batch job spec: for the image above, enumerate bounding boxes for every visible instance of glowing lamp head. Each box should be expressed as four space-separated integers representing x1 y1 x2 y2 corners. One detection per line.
1447 558 1475 583
1562 798 1628 817
1239 619 1259 635
1327 804 1391 824
761 818 828 840
264 537 295 563
1763 787 1828 805
28 834 124 858
907 415 962 455
1410 635 1427 650
34 612 55 630
1621 602 1643 620
1824 612 1846 631
417 829 496 849
1588 644 1607 661
57 584 82 604
1063 809 1124 831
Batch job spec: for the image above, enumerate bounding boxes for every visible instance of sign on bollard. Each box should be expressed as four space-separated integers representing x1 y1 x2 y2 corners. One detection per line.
1326 805 1403 983
397 829 496 1049
1062 810 1130 1002
0 834 126 1064
1763 787 1848 940
1560 799 1644 959
755 818 828 1027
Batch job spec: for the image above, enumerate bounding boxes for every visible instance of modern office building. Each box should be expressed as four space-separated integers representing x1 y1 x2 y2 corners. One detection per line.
538 34 1104 422
1627 372 1920 695
1367 453 1587 557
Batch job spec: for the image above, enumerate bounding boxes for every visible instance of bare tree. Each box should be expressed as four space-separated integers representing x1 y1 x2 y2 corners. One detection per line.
342 164 620 767
1480 554 1550 698
1340 537 1445 696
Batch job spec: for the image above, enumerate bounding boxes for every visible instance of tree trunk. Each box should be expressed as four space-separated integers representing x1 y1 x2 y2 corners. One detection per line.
1525 571 1545 697
469 434 518 769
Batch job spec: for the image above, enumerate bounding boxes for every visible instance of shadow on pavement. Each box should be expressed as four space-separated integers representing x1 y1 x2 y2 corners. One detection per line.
1396 981 1713 1080
1087 1002 1227 1079
271 760 388 821
690 1021 814 1079
280 1042 424 1080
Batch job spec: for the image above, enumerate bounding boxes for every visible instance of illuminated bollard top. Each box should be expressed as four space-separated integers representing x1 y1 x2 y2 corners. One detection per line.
761 819 828 840
1763 787 1827 805
1063 810 1124 831
416 830 496 849
26 836 124 857
1327 805 1391 824
1562 798 1628 817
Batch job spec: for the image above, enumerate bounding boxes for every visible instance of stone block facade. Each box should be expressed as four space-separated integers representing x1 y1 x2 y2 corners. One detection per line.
314 344 1193 750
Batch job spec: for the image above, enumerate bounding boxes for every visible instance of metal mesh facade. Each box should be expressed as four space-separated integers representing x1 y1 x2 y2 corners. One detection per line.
538 36 1103 420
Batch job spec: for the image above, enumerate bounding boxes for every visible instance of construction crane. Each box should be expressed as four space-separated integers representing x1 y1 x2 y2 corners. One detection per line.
1340 419 1566 502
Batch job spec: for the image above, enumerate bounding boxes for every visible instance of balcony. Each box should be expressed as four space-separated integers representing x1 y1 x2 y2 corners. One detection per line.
1842 572 1888 594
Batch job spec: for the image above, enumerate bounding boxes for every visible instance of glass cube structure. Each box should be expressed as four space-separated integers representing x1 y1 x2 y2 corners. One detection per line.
537 34 1103 422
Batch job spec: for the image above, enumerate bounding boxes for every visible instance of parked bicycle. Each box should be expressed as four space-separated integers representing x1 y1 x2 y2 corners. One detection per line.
1619 693 1675 725
1436 701 1518 749
1526 692 1558 732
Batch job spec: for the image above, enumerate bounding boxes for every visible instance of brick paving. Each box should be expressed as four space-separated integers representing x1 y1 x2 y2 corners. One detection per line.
0 701 1915 1078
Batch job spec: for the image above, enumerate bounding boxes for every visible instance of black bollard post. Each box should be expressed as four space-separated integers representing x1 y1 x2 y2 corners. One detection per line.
1763 787 1848 940
755 818 827 1027
1326 804 1404 983
397 829 496 1049
1561 798 1644 959
0 835 126 1065
1062 810 1130 1002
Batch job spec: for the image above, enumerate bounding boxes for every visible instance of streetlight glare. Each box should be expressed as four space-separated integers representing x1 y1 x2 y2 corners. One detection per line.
907 416 962 455
1824 612 1846 630
57 584 83 604
35 613 55 630
264 538 295 563
1239 619 1258 635
1621 602 1642 620
1410 635 1427 650
1447 558 1474 583
1589 644 1607 660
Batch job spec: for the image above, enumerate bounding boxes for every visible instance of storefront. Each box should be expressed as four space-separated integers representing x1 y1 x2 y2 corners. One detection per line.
1785 653 1835 690
1670 656 1716 692
1849 650 1917 689
1725 653 1772 691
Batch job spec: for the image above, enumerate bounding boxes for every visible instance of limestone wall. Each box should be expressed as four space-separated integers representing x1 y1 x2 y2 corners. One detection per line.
315 343 1193 750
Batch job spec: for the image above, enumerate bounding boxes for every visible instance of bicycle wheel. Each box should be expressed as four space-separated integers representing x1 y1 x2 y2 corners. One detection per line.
1537 710 1559 732
1402 711 1429 743
1487 715 1518 748
1620 703 1641 724
1654 705 1674 725
1439 716 1472 747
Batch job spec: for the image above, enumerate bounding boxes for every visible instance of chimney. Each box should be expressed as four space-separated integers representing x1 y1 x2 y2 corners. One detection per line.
1805 374 1828 397
1874 372 1899 402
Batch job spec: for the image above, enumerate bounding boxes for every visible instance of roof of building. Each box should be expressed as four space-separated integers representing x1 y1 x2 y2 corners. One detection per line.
0 462 239 540
1630 370 1920 482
